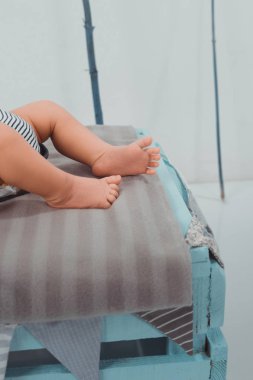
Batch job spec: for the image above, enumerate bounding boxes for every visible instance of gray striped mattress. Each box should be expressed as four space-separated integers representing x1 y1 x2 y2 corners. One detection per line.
0 126 193 379
0 126 192 323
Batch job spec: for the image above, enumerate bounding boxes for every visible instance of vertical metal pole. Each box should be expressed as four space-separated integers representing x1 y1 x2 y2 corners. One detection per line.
82 0 104 124
211 0 225 200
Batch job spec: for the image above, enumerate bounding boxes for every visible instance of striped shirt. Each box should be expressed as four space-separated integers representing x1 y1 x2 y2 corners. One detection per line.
0 108 40 153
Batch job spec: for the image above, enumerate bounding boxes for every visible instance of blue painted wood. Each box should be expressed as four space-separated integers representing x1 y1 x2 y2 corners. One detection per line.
6 364 76 379
206 328 227 362
207 327 228 380
191 247 210 336
6 354 211 380
209 259 226 328
7 331 228 380
99 354 211 380
210 360 227 380
193 333 207 353
10 327 44 351
7 329 228 378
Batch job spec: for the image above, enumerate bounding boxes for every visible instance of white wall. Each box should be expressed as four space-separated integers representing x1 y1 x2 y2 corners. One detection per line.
0 0 251 183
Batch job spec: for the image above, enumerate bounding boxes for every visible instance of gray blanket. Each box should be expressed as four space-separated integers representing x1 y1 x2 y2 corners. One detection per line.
0 126 192 324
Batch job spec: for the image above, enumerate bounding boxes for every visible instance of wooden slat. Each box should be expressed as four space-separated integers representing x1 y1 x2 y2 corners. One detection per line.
209 260 226 328
210 360 227 380
7 329 228 379
99 354 210 380
6 353 211 380
6 364 76 379
206 328 228 362
191 247 210 336
206 328 228 380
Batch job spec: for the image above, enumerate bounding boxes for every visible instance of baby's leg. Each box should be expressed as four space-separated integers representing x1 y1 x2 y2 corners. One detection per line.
11 100 161 177
0 122 121 209
10 100 109 167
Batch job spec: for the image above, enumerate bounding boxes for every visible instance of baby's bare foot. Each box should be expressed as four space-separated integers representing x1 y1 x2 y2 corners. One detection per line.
46 174 121 209
91 136 160 177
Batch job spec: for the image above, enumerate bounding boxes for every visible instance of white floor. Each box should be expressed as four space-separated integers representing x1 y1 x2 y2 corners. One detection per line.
189 180 253 380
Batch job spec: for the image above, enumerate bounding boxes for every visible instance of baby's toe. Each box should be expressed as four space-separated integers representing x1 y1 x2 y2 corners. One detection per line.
148 161 159 168
145 168 156 175
137 136 153 149
103 201 112 209
110 188 119 198
105 175 122 185
145 147 160 154
107 193 117 204
109 183 120 193
150 153 160 161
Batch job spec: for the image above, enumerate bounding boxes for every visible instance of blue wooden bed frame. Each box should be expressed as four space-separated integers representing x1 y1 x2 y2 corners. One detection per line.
5 129 227 379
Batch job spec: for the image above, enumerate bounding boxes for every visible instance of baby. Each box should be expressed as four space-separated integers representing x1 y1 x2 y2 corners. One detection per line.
0 100 160 209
